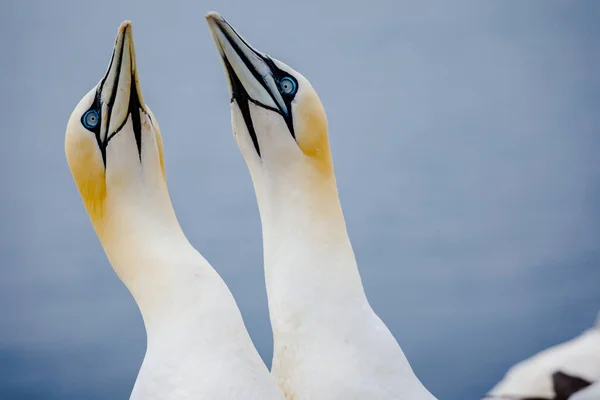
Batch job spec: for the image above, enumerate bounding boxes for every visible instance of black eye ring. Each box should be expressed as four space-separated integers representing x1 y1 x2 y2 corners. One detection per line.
82 109 99 130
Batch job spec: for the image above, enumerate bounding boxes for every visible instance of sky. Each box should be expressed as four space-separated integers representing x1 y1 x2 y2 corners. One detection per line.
1 1 599 399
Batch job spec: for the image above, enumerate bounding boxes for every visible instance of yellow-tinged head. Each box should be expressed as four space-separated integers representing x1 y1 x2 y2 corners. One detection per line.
65 21 166 233
205 12 333 180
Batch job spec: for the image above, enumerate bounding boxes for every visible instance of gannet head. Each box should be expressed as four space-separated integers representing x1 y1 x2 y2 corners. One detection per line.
65 21 166 234
205 12 333 188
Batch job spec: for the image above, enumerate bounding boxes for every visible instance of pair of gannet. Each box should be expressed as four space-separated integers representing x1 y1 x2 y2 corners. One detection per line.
65 13 431 400
486 314 600 400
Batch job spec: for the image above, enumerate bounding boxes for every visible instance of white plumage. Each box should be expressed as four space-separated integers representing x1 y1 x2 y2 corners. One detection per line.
487 315 600 399
65 21 284 400
206 11 436 400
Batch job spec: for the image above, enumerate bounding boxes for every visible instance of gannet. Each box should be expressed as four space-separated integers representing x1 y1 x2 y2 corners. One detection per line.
205 12 436 400
486 313 600 399
65 21 285 400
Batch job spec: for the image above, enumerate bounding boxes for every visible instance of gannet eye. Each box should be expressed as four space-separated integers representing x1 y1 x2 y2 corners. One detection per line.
280 77 297 96
82 109 100 130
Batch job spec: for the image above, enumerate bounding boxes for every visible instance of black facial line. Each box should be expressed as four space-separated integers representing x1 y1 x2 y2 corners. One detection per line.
83 36 144 166
129 79 143 161
89 42 116 163
219 25 281 112
103 76 144 162
90 92 104 164
101 35 126 164
263 56 296 139
98 44 116 95
224 20 263 61
223 55 261 157
217 22 298 140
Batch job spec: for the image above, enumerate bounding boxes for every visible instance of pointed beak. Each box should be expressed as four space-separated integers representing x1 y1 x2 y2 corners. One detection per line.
99 21 145 143
205 11 289 116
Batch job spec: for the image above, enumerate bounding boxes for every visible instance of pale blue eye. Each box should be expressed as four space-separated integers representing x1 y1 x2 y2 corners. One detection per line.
280 77 297 95
82 109 99 129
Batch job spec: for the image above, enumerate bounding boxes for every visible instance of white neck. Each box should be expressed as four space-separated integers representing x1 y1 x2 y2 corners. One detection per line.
261 174 367 320
97 191 283 400
255 164 436 399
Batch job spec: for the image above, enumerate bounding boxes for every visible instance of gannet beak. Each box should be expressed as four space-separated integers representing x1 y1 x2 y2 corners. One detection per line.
205 12 290 117
95 21 146 162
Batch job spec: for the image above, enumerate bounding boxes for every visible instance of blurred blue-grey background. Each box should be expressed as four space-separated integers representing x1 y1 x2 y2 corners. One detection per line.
1 1 599 399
